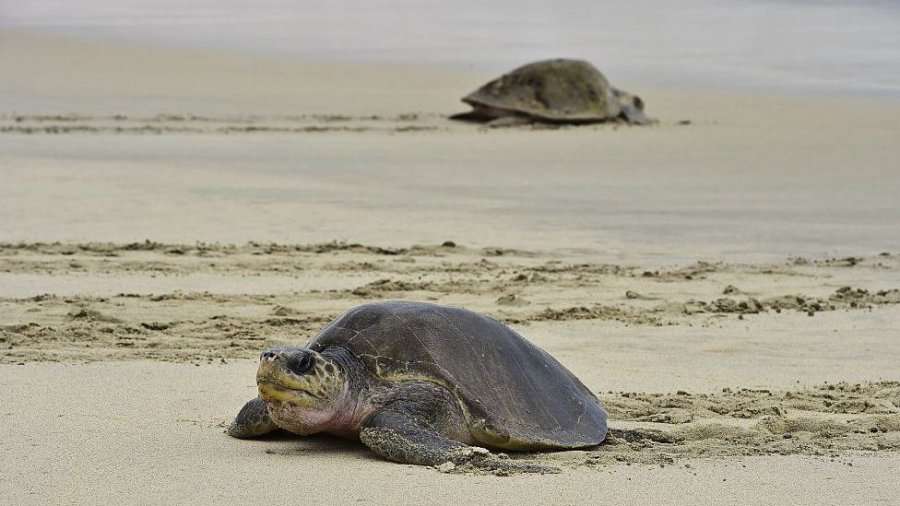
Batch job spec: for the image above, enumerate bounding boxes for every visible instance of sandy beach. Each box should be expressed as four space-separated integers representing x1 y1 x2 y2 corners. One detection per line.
2 26 900 505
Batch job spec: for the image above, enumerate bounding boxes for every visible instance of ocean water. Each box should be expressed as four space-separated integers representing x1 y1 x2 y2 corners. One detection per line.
2 0 900 96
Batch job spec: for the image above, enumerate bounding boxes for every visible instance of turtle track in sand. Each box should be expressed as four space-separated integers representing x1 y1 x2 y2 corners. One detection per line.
0 113 447 135
219 381 900 477
2 242 899 474
2 242 900 363
412 381 900 475
573 382 900 468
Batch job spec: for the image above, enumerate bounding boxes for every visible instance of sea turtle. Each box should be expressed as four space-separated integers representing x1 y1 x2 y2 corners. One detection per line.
450 58 651 126
228 301 607 473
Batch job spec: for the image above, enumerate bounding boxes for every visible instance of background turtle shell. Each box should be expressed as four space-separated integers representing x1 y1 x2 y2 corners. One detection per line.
308 301 607 449
462 58 621 122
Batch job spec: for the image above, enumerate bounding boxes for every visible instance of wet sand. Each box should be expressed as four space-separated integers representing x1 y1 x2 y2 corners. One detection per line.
2 30 900 504
4 32 900 261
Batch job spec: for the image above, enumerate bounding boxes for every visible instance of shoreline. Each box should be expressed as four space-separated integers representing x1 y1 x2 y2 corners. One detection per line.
4 28 900 116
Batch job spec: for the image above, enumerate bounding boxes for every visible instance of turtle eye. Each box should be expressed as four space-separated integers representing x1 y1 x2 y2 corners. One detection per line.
287 353 314 375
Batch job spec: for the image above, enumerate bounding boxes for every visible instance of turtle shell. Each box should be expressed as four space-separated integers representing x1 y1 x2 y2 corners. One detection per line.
462 59 622 123
308 301 607 449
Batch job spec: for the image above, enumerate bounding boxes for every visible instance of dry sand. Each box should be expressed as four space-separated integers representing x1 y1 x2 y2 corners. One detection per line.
2 30 900 505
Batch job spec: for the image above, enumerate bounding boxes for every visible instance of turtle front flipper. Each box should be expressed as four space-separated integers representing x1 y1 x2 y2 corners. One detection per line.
360 388 557 475
227 397 278 438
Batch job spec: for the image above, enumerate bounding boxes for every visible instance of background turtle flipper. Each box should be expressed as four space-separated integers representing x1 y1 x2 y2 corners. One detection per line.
449 106 502 123
227 397 278 438
448 110 487 122
486 116 532 128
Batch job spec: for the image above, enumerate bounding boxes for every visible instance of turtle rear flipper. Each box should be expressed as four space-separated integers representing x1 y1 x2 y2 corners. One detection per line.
449 103 507 123
486 116 532 128
448 110 489 122
227 396 278 438
449 110 531 128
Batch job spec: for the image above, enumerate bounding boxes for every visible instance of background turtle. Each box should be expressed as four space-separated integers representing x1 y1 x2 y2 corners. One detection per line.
450 58 651 126
228 301 608 473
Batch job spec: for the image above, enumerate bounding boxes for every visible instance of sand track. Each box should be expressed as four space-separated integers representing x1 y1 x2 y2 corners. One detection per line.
2 242 899 365
6 241 898 472
0 112 674 135
504 381 900 474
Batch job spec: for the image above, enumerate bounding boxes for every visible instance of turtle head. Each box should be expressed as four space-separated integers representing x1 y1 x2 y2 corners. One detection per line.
255 347 350 435
611 87 650 125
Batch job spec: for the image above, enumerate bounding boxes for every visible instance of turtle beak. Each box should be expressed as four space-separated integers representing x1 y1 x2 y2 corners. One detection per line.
257 348 286 383
256 348 317 385
260 349 282 363
255 349 328 406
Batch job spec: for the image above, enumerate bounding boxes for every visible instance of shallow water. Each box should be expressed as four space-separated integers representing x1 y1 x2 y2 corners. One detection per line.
2 0 899 95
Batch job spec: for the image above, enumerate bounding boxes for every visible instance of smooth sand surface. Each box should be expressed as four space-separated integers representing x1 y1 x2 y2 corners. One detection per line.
2 30 900 504
3 361 900 506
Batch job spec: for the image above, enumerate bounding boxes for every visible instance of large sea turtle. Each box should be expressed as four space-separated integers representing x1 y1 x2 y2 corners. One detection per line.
450 58 651 126
228 301 607 473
